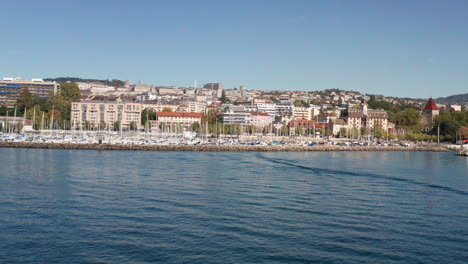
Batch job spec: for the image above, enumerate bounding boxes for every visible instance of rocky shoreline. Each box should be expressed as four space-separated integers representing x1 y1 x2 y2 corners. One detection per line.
0 141 452 152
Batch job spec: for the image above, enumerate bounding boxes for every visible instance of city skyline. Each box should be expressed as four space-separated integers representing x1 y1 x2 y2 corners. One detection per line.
2 0 468 98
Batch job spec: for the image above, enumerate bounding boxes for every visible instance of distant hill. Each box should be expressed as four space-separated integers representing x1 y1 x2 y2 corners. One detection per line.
44 77 125 87
435 93 468 105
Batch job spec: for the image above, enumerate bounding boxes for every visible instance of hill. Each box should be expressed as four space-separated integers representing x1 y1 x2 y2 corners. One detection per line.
44 77 125 87
435 93 468 105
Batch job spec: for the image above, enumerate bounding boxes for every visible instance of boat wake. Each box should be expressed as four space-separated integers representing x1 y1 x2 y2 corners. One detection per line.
258 154 468 197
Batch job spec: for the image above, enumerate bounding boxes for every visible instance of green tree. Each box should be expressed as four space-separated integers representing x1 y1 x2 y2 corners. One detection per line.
59 82 81 102
432 110 468 141
394 108 422 132
0 105 8 115
246 125 256 135
434 118 461 142
16 87 34 111
293 100 310 108
234 124 242 135
202 109 218 125
141 108 157 125
374 128 385 139
339 127 347 137
220 90 230 103
280 125 289 136
368 96 393 112
191 122 200 131
26 106 44 130
129 121 137 130
270 97 280 103
162 107 173 112
46 92 70 121
113 121 121 131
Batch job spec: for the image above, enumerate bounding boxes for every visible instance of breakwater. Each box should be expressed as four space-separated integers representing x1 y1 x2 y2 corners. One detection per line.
0 141 451 152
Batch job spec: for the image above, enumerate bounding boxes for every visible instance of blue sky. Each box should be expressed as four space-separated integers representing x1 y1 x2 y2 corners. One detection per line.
1 0 468 98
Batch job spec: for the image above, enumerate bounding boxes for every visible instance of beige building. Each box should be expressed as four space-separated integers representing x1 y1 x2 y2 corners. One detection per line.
71 101 142 129
133 84 154 93
329 119 348 136
143 103 179 112
151 112 203 130
341 99 389 132
292 107 319 120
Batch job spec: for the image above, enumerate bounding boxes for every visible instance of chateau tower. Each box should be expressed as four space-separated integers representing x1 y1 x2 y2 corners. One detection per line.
422 98 439 130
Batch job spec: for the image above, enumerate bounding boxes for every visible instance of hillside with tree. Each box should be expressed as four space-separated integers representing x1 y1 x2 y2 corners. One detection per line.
435 93 468 105
44 77 125 87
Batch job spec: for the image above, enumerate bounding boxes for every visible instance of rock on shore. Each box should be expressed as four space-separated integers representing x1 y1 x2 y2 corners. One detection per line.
0 141 452 152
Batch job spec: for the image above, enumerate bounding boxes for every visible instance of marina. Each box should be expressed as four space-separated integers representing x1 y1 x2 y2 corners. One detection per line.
0 130 454 152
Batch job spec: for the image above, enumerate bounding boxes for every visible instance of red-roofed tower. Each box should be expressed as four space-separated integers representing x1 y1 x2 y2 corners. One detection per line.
422 98 439 130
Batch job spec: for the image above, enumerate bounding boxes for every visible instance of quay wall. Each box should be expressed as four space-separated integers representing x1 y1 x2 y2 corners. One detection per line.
0 142 452 152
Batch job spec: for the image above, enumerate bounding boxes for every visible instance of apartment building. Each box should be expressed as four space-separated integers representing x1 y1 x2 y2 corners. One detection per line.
249 112 273 129
255 102 277 116
71 101 142 129
222 105 251 125
292 107 320 120
0 78 59 107
189 101 206 113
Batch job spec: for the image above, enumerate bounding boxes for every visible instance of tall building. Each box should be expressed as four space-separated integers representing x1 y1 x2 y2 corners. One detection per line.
203 83 224 90
203 83 224 98
422 98 439 130
0 78 59 107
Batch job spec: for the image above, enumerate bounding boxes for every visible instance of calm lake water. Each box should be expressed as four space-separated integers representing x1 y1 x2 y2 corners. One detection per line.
1 148 467 264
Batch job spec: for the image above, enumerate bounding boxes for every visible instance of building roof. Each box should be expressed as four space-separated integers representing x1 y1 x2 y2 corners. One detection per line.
318 112 335 117
332 119 347 125
249 111 270 116
157 112 203 118
423 98 439 110
0 117 33 125
289 120 327 128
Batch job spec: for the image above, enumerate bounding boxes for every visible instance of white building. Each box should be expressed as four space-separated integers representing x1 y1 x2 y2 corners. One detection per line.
155 112 203 129
136 92 158 101
450 104 462 111
222 105 251 125
256 102 277 117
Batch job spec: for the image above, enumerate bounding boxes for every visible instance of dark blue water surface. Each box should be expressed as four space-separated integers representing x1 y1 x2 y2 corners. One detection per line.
1 149 467 264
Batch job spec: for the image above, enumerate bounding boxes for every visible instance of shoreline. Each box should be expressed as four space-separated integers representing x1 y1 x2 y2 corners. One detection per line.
0 141 452 152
